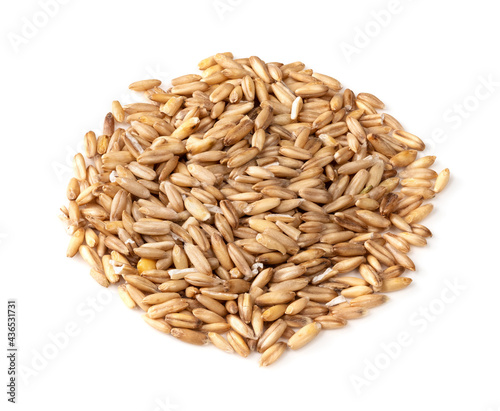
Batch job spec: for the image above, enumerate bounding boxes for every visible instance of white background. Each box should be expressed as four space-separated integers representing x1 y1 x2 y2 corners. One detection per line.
2 0 499 410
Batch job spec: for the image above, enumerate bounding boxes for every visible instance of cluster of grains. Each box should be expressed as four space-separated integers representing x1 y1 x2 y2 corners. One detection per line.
60 52 450 366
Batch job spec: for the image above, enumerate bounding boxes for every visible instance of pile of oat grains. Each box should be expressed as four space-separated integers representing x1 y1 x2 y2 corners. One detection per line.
60 52 450 366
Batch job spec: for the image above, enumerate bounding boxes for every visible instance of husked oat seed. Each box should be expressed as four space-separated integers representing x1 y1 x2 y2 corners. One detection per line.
61 52 450 366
